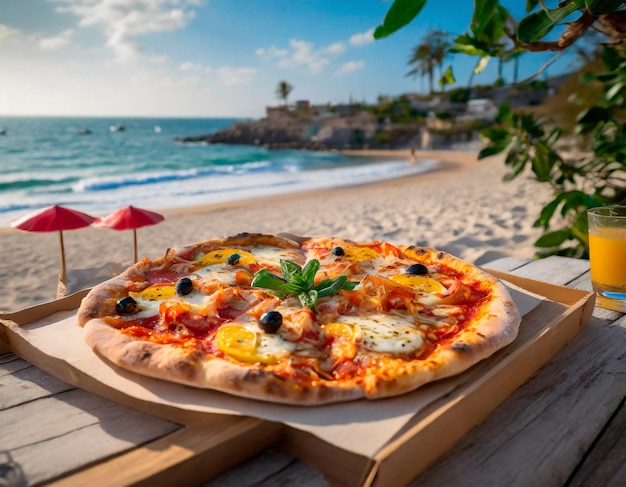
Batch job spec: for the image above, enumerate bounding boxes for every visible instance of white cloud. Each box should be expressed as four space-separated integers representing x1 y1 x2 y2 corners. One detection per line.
325 42 346 55
179 61 212 73
336 60 365 75
179 61 203 71
257 38 348 74
349 28 375 47
0 24 22 41
217 66 256 86
39 29 74 50
256 46 289 60
55 0 201 62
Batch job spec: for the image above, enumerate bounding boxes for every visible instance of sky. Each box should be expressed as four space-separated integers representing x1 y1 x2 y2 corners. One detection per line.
0 0 577 118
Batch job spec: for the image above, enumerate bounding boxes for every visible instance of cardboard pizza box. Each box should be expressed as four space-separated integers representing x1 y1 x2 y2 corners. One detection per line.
0 271 595 487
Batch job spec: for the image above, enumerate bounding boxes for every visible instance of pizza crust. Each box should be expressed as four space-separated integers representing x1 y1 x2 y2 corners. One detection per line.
83 319 366 404
77 234 522 405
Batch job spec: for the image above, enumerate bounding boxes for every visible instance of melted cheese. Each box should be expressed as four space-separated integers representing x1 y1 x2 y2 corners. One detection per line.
123 288 215 321
193 264 239 285
335 313 425 354
249 246 302 266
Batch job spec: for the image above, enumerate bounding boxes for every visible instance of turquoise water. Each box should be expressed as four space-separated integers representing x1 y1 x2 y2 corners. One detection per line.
0 116 434 226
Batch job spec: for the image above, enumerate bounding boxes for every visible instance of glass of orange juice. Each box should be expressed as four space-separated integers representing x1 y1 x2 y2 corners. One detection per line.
588 206 626 311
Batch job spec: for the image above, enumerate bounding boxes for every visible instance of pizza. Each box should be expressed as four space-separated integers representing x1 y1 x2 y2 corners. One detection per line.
77 232 521 405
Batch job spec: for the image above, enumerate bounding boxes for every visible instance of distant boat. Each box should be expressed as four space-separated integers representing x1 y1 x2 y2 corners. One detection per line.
77 128 92 135
109 125 125 132
0 128 7 135
154 125 162 133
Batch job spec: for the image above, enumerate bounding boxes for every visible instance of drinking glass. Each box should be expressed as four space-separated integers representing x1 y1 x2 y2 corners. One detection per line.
587 205 626 312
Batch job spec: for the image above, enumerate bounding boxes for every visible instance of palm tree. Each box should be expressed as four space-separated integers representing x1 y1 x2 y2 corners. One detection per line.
407 30 451 94
276 80 293 106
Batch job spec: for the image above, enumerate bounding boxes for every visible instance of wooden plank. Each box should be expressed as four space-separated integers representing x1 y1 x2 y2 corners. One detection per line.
482 257 533 273
0 362 75 409
0 353 32 376
409 314 626 486
204 451 328 487
568 271 624 323
0 375 180 485
499 255 590 286
203 450 299 486
1 389 178 451
51 418 284 487
12 416 179 486
568 400 626 487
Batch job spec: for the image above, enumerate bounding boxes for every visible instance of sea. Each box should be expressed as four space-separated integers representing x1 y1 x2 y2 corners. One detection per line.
0 116 437 227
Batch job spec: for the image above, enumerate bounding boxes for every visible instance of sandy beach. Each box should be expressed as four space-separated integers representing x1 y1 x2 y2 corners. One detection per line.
1 150 554 312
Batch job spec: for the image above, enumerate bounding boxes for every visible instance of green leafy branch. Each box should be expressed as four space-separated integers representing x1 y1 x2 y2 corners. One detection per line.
478 44 626 258
251 259 357 310
376 0 626 88
373 0 626 259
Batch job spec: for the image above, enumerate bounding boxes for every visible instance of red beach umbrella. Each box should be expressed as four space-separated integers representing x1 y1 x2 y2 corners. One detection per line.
11 205 97 282
93 205 164 263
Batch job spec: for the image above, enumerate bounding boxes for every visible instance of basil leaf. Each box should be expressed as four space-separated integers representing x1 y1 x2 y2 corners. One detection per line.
301 259 320 285
284 273 308 294
315 276 347 297
299 289 318 310
251 269 287 297
252 258 354 310
342 280 359 290
280 259 301 280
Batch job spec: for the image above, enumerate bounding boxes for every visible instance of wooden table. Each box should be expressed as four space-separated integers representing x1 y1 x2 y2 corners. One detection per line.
1 256 625 486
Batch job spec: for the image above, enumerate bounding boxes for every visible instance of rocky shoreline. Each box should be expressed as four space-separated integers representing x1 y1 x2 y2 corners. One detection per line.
175 118 322 149
175 115 419 150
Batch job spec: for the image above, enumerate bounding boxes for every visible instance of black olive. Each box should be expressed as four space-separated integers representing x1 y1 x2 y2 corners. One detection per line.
406 263 428 275
175 277 194 296
116 296 138 314
259 311 282 333
331 246 345 256
227 253 241 265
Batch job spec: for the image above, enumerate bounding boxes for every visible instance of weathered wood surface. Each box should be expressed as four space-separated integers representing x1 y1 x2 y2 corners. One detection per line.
0 354 180 486
205 256 626 487
1 256 624 487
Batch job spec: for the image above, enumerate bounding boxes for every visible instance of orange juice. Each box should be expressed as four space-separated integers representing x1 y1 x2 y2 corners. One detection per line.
589 226 626 290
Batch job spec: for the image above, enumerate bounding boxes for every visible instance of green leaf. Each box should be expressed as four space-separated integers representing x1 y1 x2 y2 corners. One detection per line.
471 0 499 35
479 145 505 159
299 290 318 310
526 0 540 11
534 197 562 229
602 45 624 71
280 259 301 280
439 65 456 86
495 101 511 123
531 154 553 181
535 229 571 248
374 0 428 40
481 127 511 142
576 106 611 124
284 273 308 295
301 259 320 286
342 280 359 291
452 34 489 56
585 0 626 16
546 127 562 145
251 270 287 297
606 81 625 101
517 0 585 43
253 258 355 310
315 276 348 298
477 5 507 44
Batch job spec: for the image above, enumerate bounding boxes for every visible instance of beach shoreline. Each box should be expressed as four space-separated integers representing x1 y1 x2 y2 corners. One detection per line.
1 149 551 312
